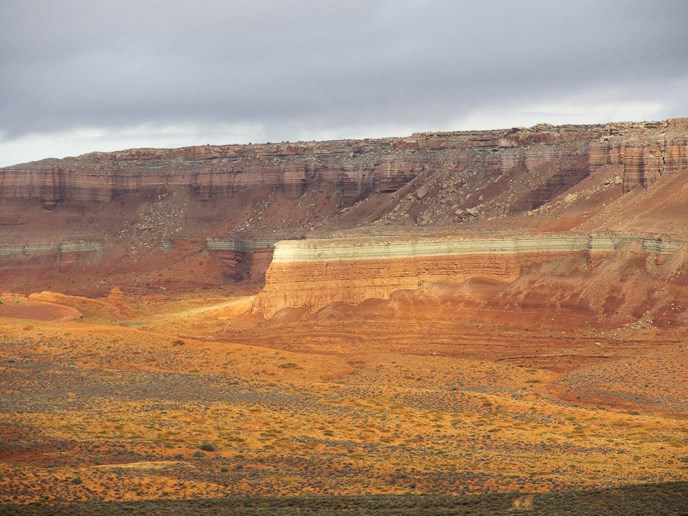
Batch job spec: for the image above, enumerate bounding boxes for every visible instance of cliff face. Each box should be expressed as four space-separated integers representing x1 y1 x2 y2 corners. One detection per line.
0 125 599 207
253 235 687 316
0 141 430 208
2 120 685 220
1 118 687 295
589 119 688 193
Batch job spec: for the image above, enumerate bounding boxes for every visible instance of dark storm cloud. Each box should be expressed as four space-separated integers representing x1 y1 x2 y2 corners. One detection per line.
1 0 687 152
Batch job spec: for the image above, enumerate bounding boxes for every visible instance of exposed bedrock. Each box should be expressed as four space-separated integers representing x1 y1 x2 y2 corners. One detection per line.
1 119 687 295
254 235 688 317
205 238 275 283
0 119 688 231
2 120 683 213
589 119 688 193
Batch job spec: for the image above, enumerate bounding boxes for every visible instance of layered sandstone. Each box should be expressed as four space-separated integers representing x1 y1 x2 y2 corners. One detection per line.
2 120 685 214
1 120 686 237
1 118 687 294
0 242 101 259
205 238 275 282
0 130 577 207
254 235 687 316
589 118 688 193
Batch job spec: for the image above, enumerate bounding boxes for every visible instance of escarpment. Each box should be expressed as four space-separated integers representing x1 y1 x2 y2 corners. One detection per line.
253 235 688 317
0 142 431 207
589 118 688 193
3 119 684 211
1 118 687 295
2 120 686 226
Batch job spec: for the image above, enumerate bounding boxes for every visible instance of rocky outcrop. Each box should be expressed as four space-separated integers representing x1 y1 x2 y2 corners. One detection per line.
590 140 688 193
2 120 686 226
0 241 103 274
0 124 602 209
254 235 687 316
205 238 275 283
511 153 590 212
1 118 687 294
589 118 688 193
2 120 686 210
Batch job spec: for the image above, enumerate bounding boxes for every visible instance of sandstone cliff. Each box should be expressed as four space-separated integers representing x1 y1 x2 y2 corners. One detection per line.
3 120 684 214
1 118 687 294
253 235 687 316
3 119 686 232
589 119 688 193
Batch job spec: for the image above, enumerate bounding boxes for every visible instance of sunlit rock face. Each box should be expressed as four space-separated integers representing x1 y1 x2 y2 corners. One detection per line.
253 235 688 317
0 119 686 296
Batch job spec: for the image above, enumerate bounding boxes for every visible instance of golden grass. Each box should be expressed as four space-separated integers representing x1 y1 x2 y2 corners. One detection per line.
0 291 686 503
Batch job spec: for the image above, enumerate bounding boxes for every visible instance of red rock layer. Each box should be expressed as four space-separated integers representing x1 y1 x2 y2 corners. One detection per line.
1 119 687 295
0 124 604 211
254 252 578 316
589 119 688 193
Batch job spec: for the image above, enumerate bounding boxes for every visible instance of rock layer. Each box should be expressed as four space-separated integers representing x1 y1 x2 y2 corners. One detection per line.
589 119 688 193
2 120 684 210
1 118 687 294
254 235 687 316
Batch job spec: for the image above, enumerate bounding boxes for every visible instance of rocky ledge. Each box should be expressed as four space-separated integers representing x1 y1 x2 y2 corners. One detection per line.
254 234 687 316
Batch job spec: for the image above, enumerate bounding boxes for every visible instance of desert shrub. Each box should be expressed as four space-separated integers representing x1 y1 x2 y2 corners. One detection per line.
199 443 216 452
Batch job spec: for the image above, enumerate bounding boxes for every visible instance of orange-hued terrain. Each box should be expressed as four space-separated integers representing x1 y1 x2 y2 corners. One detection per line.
1 119 688 511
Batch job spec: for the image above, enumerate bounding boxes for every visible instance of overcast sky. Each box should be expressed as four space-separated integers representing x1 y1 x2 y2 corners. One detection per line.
1 0 687 166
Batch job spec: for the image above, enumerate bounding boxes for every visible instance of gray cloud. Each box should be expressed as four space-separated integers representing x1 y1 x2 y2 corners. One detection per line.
1 0 687 163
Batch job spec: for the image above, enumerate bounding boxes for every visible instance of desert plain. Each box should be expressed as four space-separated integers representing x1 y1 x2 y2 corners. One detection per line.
1 120 687 513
